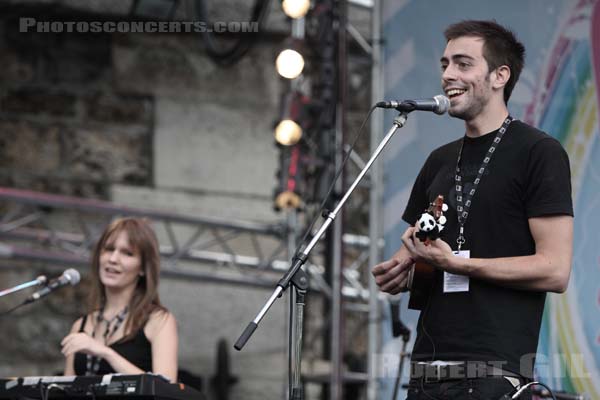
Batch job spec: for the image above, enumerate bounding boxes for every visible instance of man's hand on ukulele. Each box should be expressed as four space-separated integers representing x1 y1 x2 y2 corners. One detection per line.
402 226 457 273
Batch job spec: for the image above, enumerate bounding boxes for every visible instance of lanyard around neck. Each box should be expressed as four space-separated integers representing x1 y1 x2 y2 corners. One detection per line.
454 116 514 251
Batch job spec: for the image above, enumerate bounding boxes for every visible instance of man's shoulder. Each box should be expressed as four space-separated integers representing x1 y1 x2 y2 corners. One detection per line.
510 120 558 144
429 137 463 159
508 120 569 161
416 137 467 171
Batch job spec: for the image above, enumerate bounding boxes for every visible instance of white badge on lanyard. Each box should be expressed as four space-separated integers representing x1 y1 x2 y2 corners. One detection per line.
443 250 470 293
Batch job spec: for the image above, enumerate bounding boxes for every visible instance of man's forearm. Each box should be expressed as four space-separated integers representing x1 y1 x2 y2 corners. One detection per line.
450 253 570 293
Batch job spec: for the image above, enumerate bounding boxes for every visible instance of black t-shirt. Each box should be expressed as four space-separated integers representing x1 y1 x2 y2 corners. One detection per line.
73 314 153 375
402 120 573 378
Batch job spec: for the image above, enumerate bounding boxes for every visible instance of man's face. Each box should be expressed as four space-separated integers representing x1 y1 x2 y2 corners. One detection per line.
440 36 495 121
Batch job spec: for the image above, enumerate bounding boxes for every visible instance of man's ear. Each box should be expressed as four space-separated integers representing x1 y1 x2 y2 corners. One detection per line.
492 65 511 90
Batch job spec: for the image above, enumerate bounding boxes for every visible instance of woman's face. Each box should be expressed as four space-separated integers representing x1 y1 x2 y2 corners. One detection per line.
98 230 143 291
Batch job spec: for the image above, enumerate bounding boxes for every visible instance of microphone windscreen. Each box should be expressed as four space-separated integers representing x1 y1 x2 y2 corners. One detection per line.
64 268 81 285
433 94 450 114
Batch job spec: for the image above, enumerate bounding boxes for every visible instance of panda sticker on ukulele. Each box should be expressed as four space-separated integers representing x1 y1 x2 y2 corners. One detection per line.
415 195 448 243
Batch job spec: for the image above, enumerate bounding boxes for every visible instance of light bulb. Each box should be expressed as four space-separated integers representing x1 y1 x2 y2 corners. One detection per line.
282 0 310 19
275 119 302 145
276 49 305 79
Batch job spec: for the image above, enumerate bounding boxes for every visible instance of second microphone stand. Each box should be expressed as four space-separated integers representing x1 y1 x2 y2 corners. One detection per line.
234 110 411 400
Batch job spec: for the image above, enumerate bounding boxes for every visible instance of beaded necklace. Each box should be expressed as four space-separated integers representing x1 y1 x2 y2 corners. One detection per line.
85 305 129 375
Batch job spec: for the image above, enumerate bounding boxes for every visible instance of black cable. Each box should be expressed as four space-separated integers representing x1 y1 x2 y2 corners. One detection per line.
410 286 436 363
509 381 557 400
47 383 67 400
0 302 27 317
413 292 441 400
44 384 53 400
290 104 378 263
38 381 46 400
194 0 270 66
88 383 99 400
419 377 442 400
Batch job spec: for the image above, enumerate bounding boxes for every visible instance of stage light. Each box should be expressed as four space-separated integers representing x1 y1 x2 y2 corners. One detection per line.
276 49 305 79
282 0 310 19
274 187 302 210
275 120 302 146
274 91 309 146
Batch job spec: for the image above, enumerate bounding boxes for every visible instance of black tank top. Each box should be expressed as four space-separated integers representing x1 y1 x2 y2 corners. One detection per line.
73 315 153 375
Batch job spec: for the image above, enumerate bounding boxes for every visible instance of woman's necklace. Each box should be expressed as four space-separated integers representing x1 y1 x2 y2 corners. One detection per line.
85 305 129 375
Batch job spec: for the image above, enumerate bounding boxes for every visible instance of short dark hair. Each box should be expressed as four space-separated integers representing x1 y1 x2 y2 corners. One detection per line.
444 20 525 103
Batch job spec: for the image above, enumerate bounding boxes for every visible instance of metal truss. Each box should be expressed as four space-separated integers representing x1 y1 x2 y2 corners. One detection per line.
0 186 373 300
0 1 385 398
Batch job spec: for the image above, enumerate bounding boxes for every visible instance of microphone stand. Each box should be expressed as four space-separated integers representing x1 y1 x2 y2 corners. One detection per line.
390 299 411 400
0 276 46 298
234 111 411 399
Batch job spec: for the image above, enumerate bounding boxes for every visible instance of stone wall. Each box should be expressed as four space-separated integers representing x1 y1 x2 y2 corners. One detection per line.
0 26 154 197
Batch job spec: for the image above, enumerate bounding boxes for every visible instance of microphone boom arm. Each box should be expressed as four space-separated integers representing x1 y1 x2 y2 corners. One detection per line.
0 276 46 299
234 110 411 351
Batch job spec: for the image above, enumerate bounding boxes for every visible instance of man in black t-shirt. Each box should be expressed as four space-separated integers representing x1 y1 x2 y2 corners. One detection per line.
372 20 573 400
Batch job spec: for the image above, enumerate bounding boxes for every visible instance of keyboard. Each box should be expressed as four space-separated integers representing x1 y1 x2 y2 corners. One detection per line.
0 373 204 400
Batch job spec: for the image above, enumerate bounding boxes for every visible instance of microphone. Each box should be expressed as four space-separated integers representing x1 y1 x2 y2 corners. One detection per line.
376 94 450 115
24 269 81 304
0 275 47 298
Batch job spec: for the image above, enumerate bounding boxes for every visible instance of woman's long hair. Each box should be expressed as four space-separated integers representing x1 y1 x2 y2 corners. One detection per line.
88 217 165 340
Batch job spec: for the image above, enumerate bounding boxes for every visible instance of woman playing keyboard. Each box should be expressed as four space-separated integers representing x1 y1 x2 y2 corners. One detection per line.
61 217 178 382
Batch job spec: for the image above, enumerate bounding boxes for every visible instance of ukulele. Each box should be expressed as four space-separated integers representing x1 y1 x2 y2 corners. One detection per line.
406 195 447 310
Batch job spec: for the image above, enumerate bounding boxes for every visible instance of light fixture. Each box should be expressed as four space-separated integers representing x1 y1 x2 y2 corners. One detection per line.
274 91 308 146
281 0 310 19
275 120 302 146
274 187 302 210
276 48 305 79
274 145 303 211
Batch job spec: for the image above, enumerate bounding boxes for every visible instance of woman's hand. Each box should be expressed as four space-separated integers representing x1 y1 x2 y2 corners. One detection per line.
61 333 110 358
